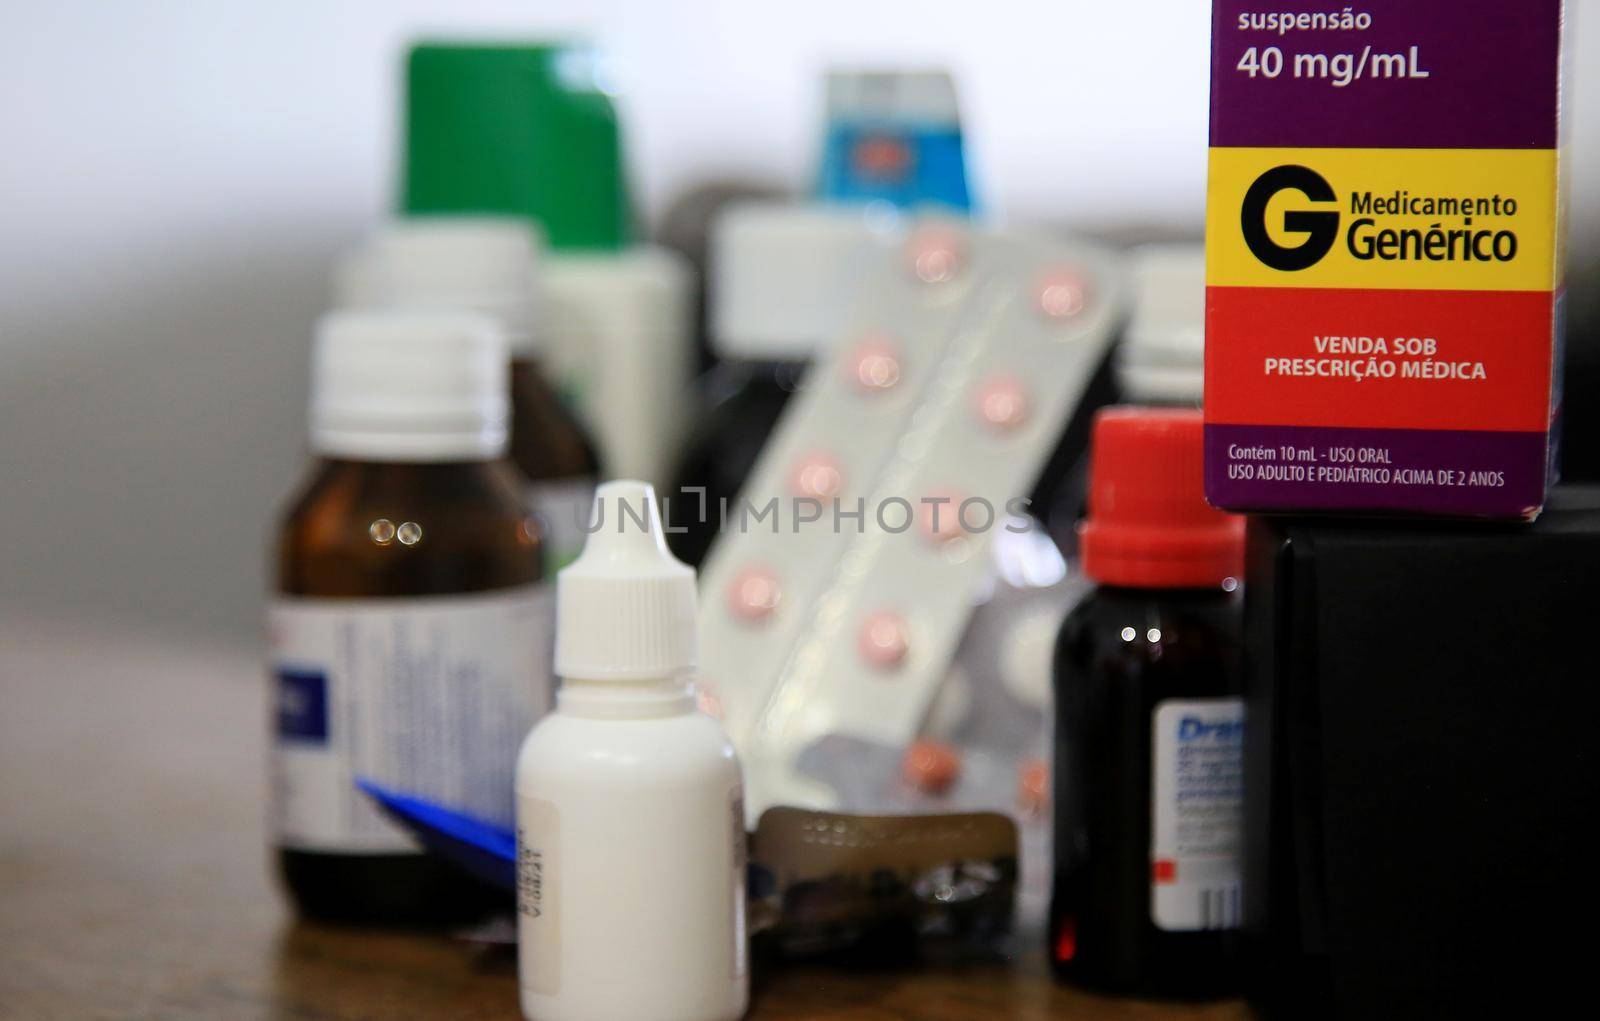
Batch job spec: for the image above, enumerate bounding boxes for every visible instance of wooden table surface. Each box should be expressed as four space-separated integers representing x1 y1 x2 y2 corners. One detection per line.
0 617 1253 1021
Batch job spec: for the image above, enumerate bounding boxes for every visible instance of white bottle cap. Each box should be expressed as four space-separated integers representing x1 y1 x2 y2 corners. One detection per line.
1118 243 1206 404
310 310 510 462
711 203 891 361
334 217 544 354
825 69 960 128
556 481 698 681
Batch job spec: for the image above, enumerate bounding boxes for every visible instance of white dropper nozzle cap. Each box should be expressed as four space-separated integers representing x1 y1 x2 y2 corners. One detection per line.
334 217 545 354
310 309 510 462
555 481 698 681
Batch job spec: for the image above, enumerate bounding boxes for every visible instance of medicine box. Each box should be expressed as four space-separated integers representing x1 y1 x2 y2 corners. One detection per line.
1203 0 1571 518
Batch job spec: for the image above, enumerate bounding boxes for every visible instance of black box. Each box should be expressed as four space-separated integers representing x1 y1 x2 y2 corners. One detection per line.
1243 487 1599 1019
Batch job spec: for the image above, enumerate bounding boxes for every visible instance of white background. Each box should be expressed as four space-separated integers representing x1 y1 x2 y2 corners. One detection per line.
3 1 1598 637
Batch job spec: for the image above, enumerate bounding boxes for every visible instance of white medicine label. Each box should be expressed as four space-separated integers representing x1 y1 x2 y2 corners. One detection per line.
269 586 552 853
516 796 560 995
1150 697 1245 931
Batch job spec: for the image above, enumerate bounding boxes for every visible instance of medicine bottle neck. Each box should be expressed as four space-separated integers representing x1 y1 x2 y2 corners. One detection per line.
318 452 497 466
1093 582 1239 601
309 456 509 486
555 675 697 720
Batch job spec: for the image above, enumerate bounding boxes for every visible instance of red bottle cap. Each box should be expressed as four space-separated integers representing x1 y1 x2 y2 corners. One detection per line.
1077 407 1244 589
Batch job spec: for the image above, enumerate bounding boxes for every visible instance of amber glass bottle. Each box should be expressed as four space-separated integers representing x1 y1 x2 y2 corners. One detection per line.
270 310 544 925
1050 408 1246 997
509 353 600 572
336 217 602 573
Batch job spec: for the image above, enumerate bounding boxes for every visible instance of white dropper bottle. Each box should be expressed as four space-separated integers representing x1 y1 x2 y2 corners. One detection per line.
515 481 748 1021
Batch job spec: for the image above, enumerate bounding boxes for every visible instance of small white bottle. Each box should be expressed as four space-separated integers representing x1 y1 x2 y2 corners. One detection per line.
515 480 748 1021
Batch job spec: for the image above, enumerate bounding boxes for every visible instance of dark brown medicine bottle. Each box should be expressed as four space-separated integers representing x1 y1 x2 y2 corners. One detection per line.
270 310 544 925
336 217 602 574
1051 408 1246 997
508 350 600 571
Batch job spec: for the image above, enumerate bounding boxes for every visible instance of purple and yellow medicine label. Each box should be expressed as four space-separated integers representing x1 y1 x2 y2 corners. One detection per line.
1204 0 1570 518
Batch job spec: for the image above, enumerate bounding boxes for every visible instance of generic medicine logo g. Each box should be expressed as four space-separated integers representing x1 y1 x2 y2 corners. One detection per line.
1240 165 1339 271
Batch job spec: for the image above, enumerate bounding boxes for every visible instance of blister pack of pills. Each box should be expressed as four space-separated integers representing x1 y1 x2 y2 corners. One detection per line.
694 217 1125 821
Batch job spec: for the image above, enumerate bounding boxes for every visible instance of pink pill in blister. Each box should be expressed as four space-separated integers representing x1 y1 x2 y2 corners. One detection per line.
918 490 966 545
790 451 844 500
843 334 903 393
1018 758 1050 814
905 225 965 284
973 374 1030 431
696 681 724 720
902 740 962 794
726 565 781 623
858 610 910 669
1035 266 1090 320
